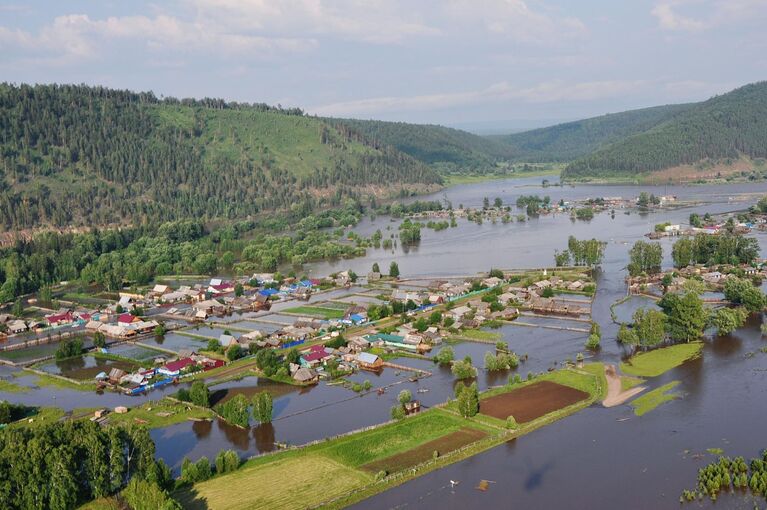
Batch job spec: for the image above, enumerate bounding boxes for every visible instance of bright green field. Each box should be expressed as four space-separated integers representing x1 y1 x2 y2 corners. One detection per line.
630 381 681 416
282 306 345 319
620 342 703 377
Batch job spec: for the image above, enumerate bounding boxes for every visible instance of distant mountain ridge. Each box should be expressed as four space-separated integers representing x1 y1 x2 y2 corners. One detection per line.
493 103 694 163
330 118 514 172
563 81 767 180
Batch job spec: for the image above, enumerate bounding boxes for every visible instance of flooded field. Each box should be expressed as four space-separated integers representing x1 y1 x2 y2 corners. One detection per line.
5 177 767 508
36 354 137 380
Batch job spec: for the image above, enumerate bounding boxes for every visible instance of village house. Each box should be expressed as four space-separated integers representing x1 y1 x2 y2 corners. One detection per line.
193 299 227 315
46 311 74 327
356 352 383 371
293 367 319 384
157 357 196 377
482 276 503 288
347 336 370 352
7 319 28 334
150 284 170 297
219 334 238 348
448 305 472 321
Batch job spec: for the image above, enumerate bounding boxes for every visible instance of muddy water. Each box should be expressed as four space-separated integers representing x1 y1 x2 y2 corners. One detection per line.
4 178 767 507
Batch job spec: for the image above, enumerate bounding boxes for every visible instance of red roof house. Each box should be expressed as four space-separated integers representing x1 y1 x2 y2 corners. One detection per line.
158 358 196 376
47 311 74 326
118 313 138 324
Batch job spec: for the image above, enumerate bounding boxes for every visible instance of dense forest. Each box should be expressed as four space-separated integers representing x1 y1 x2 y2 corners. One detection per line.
563 82 767 179
0 200 368 302
494 103 692 163
0 84 440 230
330 118 514 173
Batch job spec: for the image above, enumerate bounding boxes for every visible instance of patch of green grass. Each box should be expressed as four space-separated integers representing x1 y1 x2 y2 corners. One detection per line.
620 342 703 377
7 407 66 429
630 381 681 416
106 398 214 429
620 375 645 392
0 378 28 392
77 497 122 510
452 328 502 342
707 447 725 456
175 453 370 510
322 411 476 467
282 306 345 319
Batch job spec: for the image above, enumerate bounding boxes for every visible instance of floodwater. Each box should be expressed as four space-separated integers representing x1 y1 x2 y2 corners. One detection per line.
5 177 767 508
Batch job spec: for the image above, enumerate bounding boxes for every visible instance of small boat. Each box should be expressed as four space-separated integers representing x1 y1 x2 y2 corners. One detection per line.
377 388 386 395
417 388 429 394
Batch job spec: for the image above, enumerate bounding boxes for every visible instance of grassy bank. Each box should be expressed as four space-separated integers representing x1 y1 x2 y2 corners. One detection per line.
106 398 215 428
443 168 561 186
175 364 604 510
630 381 681 416
620 342 703 377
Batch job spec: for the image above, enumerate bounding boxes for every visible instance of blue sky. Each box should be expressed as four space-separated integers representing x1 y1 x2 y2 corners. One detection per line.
1 0 765 130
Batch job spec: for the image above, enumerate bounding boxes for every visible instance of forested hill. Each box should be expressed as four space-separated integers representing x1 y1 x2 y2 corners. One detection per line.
494 103 693 162
0 83 440 230
330 118 514 172
563 82 767 179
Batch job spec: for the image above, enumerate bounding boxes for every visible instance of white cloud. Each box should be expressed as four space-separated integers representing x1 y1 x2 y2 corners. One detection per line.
443 0 587 43
651 0 767 32
651 2 707 31
188 0 441 44
311 80 649 116
0 12 317 65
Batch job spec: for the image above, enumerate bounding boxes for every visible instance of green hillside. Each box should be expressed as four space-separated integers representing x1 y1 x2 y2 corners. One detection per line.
331 118 514 172
494 103 692 163
0 84 440 230
563 82 767 180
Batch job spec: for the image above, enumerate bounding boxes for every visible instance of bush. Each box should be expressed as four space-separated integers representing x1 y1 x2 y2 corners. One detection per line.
121 479 181 510
506 415 518 429
451 359 477 380
362 380 372 391
55 337 84 360
435 346 454 365
585 333 601 350
252 391 273 423
226 344 243 361
390 405 405 420
214 449 240 474
398 389 412 404
181 456 212 483
215 394 249 428
189 381 210 407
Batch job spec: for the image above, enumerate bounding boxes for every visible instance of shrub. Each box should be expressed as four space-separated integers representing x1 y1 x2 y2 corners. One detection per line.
252 392 273 423
506 415 518 429
121 479 181 510
390 405 405 420
189 381 210 407
214 450 240 474
398 389 412 404
585 333 601 350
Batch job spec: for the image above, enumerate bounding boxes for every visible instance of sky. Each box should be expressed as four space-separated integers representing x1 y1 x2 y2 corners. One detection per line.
1 0 766 131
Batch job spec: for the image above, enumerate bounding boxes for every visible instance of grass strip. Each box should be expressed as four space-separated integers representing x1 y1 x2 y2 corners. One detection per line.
620 342 702 377
630 381 681 416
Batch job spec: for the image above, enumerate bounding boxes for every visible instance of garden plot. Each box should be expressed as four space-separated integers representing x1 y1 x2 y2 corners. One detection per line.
36 354 138 380
479 381 589 423
361 428 487 473
138 332 207 353
107 343 166 361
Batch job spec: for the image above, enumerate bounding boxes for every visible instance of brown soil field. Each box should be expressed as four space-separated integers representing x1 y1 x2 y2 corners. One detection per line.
361 428 487 473
479 381 589 423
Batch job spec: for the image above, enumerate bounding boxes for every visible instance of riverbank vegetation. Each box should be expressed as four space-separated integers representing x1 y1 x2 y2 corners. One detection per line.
680 449 767 504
